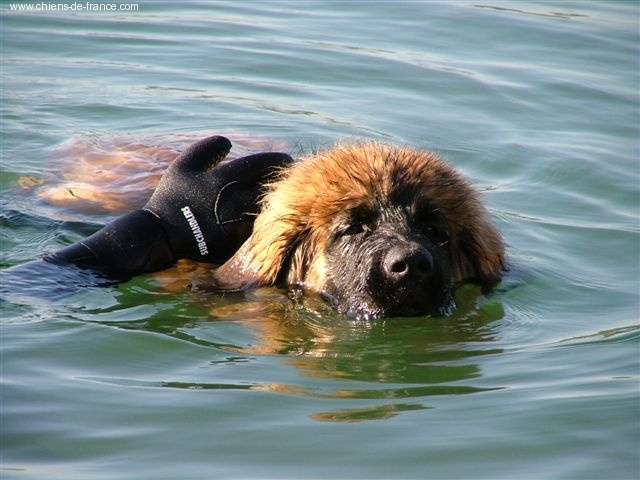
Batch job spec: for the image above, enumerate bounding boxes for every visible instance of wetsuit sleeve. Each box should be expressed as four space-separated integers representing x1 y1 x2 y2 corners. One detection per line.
45 210 174 276
42 135 293 278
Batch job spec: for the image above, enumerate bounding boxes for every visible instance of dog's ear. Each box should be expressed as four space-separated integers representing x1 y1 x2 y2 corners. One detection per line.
210 208 301 290
452 221 505 287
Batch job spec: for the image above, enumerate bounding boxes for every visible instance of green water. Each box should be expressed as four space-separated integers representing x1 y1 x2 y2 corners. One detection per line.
1 1 639 479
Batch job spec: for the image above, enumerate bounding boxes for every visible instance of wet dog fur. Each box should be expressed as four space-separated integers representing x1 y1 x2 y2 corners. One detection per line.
212 142 505 319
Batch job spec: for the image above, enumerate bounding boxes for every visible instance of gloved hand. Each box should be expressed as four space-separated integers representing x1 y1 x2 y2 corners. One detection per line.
46 135 293 276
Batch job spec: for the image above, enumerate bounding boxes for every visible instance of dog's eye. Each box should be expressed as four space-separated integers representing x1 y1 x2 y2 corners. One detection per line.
333 216 371 239
341 222 368 237
414 203 449 245
334 207 374 239
421 224 449 245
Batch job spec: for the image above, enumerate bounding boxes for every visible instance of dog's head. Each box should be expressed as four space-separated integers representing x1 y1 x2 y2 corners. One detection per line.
212 142 505 319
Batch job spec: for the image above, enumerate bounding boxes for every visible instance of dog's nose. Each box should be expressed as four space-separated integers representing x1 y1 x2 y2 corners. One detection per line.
382 244 433 283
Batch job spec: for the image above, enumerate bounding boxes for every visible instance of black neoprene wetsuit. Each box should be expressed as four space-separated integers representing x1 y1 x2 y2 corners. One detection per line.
1 135 292 295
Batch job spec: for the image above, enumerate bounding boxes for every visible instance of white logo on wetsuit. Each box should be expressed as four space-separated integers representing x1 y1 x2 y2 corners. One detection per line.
181 206 209 256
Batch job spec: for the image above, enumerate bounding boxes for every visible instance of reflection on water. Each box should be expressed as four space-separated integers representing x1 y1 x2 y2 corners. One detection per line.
311 403 427 423
83 275 506 422
472 4 589 19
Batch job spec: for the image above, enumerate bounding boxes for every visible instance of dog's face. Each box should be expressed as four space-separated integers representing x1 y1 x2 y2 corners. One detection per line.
320 198 454 318
213 142 505 319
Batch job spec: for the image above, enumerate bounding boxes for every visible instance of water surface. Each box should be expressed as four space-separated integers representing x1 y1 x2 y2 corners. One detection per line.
1 2 639 479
